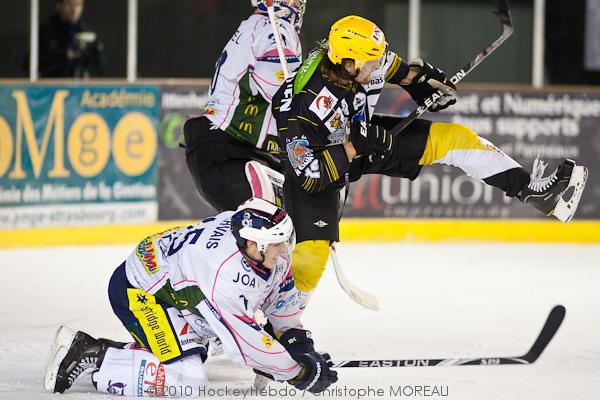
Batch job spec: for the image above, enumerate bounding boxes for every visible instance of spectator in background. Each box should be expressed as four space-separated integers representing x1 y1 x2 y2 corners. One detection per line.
39 0 104 78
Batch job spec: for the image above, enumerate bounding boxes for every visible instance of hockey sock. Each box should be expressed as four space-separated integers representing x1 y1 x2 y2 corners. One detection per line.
95 347 207 397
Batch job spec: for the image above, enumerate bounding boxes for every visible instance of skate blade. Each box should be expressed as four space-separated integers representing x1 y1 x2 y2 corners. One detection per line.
44 325 77 392
552 165 588 223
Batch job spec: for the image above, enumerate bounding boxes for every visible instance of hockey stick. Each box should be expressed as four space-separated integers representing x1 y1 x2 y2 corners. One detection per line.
265 0 291 79
387 0 513 137
332 305 565 368
265 2 376 311
330 244 380 311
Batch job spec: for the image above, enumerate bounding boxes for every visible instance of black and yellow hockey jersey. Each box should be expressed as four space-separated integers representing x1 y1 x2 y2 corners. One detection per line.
273 46 408 194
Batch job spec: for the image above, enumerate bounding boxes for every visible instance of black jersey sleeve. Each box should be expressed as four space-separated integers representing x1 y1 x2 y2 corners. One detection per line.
383 51 410 85
280 113 349 194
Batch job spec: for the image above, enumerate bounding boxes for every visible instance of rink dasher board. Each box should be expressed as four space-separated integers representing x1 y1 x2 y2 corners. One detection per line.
1 218 599 248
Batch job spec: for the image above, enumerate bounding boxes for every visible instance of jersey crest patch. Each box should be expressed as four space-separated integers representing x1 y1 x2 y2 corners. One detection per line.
286 138 314 176
309 86 338 120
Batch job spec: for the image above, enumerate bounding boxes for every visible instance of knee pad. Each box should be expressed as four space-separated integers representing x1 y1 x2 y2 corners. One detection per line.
291 240 330 292
245 161 284 206
419 122 488 165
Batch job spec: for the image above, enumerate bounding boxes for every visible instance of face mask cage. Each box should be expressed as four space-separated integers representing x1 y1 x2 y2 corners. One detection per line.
252 0 307 33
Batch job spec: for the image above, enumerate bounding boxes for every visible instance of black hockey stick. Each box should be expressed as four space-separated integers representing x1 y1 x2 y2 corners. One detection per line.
386 0 513 138
332 305 565 368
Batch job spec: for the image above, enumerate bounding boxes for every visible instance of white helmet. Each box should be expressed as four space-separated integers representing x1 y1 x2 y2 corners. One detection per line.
231 197 296 254
251 0 307 32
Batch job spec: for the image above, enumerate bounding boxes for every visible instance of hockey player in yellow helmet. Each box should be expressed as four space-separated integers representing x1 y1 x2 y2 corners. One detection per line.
327 15 387 78
271 15 588 310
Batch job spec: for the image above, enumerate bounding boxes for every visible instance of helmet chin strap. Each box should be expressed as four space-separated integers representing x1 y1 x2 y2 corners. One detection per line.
243 245 271 273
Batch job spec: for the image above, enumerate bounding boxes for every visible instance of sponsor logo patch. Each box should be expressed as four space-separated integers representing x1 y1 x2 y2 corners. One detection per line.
262 336 274 349
107 380 126 396
305 159 321 179
325 109 347 144
276 70 286 82
309 87 338 120
353 92 366 111
203 107 217 115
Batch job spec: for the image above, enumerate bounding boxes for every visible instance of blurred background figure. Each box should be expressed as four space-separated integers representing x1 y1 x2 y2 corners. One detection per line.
39 0 104 78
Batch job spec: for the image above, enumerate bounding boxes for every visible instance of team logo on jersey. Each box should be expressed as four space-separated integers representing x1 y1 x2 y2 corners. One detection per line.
372 25 384 45
286 138 314 176
309 87 338 120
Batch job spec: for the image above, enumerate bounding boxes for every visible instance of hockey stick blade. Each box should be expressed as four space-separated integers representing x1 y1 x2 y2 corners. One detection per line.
387 0 513 138
330 244 380 311
332 305 565 368
520 304 565 363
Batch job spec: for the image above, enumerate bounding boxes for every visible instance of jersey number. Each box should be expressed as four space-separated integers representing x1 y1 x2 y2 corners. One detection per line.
209 50 228 95
167 228 204 256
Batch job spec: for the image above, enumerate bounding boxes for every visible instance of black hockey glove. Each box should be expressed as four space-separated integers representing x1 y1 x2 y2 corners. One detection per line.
278 328 315 358
252 328 316 382
402 58 457 112
349 121 393 158
288 351 338 394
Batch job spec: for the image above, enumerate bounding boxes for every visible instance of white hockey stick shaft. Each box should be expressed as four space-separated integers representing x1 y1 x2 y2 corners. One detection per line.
265 0 291 79
330 244 379 311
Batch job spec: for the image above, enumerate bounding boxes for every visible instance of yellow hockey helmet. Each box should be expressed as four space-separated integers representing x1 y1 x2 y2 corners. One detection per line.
327 15 386 70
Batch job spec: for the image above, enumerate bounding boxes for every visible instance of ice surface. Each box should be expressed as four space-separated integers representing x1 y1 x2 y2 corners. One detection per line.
1 242 599 399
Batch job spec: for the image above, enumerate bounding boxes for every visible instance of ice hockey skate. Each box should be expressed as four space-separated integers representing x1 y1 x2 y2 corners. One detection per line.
44 325 121 393
519 158 588 223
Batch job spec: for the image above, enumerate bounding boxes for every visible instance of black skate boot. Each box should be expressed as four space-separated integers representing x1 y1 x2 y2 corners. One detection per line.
44 325 125 393
518 157 588 222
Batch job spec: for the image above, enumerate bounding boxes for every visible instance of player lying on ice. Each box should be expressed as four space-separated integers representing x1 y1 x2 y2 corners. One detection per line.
272 15 589 307
44 198 338 396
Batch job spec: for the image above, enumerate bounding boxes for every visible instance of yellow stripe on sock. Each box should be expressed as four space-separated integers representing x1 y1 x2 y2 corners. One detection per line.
419 122 490 165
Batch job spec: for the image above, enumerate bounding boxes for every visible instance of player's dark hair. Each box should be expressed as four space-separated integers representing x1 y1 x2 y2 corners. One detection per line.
315 41 356 83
